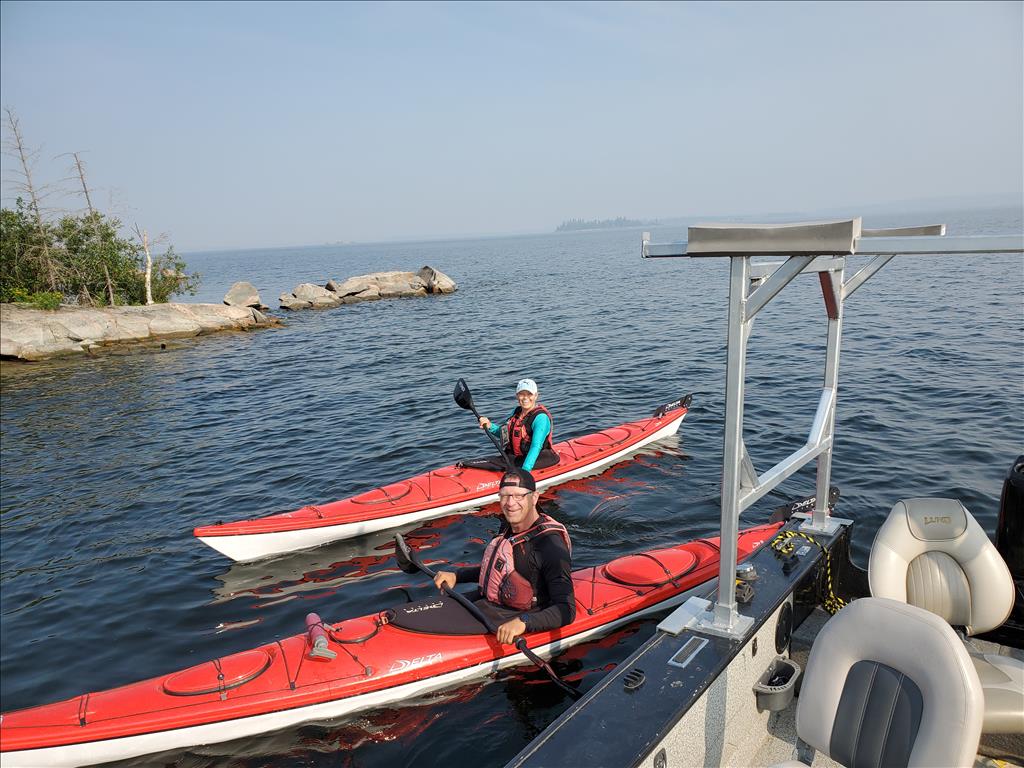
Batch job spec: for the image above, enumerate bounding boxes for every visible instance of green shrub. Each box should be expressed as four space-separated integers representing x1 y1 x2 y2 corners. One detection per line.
28 291 62 310
0 201 199 306
6 287 62 310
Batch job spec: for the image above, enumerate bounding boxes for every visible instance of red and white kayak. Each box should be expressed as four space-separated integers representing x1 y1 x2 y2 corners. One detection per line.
194 396 692 562
0 522 778 768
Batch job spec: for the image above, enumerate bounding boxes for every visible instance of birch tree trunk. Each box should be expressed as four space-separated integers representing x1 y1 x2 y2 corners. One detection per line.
142 230 153 305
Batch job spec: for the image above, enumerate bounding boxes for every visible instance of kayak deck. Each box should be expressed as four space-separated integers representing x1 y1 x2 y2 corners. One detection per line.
194 399 691 561
0 522 778 767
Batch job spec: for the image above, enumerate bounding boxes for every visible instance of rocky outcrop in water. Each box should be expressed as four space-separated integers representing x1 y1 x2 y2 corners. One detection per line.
223 281 266 309
0 303 278 361
279 283 344 310
279 266 457 311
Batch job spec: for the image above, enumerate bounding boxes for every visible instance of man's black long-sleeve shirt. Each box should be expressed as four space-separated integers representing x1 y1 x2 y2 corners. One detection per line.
455 524 576 633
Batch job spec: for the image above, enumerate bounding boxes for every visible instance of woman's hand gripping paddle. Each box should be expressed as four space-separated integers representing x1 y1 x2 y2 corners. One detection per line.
453 378 516 472
394 533 581 700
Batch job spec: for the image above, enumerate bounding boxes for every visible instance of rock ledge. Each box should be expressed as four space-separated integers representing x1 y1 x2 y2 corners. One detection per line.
1 303 279 361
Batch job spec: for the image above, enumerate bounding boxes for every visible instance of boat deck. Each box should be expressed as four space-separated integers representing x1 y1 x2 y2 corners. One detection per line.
749 608 1023 768
506 516 1024 768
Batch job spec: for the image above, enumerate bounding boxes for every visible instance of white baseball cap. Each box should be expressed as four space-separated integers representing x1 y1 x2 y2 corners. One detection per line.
515 378 538 395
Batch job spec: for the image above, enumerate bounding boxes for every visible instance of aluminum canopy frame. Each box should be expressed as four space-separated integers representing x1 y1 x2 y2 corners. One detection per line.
642 219 1024 638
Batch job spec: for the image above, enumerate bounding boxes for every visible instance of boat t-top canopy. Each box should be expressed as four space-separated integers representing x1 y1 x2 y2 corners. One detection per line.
642 219 1023 638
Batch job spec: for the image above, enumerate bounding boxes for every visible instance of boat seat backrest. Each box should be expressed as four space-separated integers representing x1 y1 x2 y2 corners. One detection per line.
868 498 1014 636
795 598 983 768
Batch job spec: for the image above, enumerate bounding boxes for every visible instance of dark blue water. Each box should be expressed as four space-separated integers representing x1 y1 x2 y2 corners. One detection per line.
1 207 1021 767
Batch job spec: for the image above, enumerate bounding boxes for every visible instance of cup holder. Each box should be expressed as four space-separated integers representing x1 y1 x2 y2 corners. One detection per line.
752 656 801 713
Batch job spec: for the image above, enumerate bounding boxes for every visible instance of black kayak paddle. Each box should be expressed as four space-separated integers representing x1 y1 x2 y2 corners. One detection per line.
394 533 581 700
453 378 515 471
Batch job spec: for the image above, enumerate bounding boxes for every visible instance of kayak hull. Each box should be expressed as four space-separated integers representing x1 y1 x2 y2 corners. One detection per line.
0 592 689 768
0 523 778 768
195 404 689 562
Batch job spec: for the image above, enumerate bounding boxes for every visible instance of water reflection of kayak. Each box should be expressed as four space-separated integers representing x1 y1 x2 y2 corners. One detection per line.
0 521 778 768
194 395 693 562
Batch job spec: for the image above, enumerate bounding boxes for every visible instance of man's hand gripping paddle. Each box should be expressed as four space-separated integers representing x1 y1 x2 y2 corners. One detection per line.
394 533 580 700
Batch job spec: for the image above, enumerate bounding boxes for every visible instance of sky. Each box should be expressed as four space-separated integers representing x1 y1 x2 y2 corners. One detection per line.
1 1 1021 251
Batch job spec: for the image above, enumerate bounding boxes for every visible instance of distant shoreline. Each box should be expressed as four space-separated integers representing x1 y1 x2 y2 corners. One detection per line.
555 217 658 232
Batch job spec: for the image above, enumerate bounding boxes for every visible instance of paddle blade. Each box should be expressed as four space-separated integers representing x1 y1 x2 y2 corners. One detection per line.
393 534 420 575
453 378 474 411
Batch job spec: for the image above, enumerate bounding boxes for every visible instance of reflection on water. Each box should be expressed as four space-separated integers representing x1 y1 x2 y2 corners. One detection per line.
1 208 1021 767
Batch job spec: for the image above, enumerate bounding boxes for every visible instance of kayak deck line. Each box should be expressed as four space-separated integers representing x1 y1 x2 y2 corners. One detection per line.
0 523 777 768
193 399 691 562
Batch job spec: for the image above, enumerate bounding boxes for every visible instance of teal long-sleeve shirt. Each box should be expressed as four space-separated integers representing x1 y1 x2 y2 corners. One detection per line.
488 409 551 471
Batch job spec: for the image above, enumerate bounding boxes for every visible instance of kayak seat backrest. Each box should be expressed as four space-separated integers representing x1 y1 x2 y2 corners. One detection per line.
868 497 1023 734
601 548 698 587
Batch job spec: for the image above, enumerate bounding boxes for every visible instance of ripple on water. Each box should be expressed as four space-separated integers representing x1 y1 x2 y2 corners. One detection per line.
1 210 1021 767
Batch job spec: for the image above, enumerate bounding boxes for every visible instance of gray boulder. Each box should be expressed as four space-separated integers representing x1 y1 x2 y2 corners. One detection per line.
327 277 381 302
293 283 342 307
417 266 457 294
224 281 266 309
373 271 428 298
279 292 312 311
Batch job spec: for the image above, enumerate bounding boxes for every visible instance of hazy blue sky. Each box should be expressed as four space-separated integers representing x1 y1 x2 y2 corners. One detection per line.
1 1 1021 251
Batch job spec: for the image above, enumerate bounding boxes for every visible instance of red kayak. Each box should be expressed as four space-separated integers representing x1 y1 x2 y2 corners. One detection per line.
194 396 692 562
0 522 779 768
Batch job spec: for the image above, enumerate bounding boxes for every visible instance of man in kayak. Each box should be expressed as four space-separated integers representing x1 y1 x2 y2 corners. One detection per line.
477 378 560 471
433 468 575 644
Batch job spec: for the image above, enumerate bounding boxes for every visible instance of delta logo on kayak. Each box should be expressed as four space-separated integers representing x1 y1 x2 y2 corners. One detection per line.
390 653 443 674
476 480 499 492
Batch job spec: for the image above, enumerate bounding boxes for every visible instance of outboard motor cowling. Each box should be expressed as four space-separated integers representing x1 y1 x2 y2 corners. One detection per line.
987 456 1024 647
996 456 1024 576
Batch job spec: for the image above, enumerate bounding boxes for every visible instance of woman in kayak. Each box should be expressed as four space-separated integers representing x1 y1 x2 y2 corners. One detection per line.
478 378 559 471
433 468 575 644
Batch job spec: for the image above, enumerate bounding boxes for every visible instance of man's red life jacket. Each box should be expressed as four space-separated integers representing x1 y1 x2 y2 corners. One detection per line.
506 404 554 459
478 513 571 611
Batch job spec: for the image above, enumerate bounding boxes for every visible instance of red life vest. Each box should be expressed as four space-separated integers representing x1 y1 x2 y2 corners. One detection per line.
478 514 571 611
506 405 554 459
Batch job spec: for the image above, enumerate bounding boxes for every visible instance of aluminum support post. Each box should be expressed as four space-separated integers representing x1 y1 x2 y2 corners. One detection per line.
707 256 754 635
805 268 844 534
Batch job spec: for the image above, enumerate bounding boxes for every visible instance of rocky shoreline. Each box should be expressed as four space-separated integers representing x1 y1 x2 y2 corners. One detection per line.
1 266 458 362
0 303 279 361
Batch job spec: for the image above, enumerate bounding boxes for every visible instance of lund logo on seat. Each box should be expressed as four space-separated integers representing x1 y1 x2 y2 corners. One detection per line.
390 653 443 673
923 515 952 525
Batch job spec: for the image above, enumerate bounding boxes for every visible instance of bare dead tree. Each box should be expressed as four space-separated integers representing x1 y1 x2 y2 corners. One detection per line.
70 152 95 215
59 151 100 305
3 107 59 291
103 264 115 305
133 223 154 305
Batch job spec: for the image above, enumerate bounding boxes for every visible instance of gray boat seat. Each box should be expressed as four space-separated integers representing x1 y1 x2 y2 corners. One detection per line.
774 597 983 768
868 498 1023 733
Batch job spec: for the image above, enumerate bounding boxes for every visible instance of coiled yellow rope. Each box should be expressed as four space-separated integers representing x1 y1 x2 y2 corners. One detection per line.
770 529 848 615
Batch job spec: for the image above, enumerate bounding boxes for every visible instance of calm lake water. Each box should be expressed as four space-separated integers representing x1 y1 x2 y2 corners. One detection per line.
1 207 1022 767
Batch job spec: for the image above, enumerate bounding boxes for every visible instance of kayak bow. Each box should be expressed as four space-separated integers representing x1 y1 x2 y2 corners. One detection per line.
194 396 692 562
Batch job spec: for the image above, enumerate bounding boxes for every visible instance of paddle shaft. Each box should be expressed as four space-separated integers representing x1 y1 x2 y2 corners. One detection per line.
471 403 517 470
394 534 581 700
454 379 515 470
